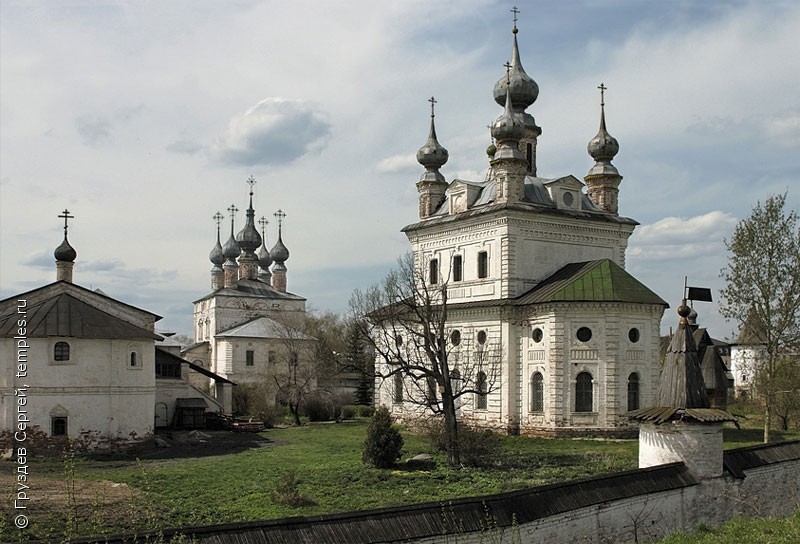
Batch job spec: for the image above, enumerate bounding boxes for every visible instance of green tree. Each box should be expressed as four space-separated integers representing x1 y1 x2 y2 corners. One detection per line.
362 405 404 468
720 192 800 443
345 321 374 406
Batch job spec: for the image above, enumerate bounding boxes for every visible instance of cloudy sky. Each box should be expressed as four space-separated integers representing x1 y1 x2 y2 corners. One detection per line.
1 0 798 340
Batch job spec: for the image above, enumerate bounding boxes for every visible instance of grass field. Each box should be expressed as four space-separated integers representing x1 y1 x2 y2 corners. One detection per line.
3 412 798 541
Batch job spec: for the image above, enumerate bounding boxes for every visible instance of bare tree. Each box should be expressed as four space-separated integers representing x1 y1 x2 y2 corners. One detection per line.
720 192 800 443
350 253 501 467
270 317 318 426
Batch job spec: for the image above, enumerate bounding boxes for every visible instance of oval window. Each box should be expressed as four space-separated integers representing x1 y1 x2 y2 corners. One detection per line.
576 327 592 342
477 330 487 345
628 328 640 343
532 328 543 343
450 330 461 346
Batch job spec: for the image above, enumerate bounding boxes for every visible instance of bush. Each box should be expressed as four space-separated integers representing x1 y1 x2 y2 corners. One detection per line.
303 394 336 422
423 419 499 467
356 405 375 418
340 405 356 420
231 383 283 428
271 470 316 507
362 406 404 468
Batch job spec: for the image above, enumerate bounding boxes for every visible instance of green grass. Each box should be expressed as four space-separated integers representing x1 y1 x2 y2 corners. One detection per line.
6 411 798 541
655 510 800 544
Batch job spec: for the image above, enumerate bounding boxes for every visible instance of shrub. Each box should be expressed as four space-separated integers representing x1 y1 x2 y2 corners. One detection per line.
340 405 356 420
356 405 375 418
303 394 336 422
271 470 316 507
423 419 499 467
362 406 404 468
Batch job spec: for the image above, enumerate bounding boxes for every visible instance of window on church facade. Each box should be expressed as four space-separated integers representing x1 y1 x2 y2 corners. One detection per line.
130 352 138 367
531 372 544 412
452 255 463 282
628 373 640 411
575 372 593 412
576 327 592 342
54 341 70 361
246 350 254 366
628 327 640 343
393 373 404 404
532 328 543 343
450 330 461 346
477 251 488 278
476 371 487 410
51 416 68 436
156 360 181 379
429 259 439 284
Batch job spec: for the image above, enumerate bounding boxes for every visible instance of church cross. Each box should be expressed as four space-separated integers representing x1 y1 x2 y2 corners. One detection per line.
246 175 257 195
274 209 285 230
258 216 269 236
227 204 239 232
504 61 512 83
511 6 520 30
58 209 74 235
428 96 437 118
598 82 607 107
213 211 223 226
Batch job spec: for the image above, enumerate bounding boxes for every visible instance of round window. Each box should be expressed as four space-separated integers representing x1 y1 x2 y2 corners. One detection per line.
477 330 487 345
562 192 574 206
628 328 640 343
450 330 461 346
576 327 592 342
532 327 543 343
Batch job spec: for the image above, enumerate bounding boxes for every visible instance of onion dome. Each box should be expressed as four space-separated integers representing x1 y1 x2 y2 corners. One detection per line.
54 209 77 262
491 86 525 144
54 237 77 262
271 232 289 264
587 84 620 172
270 209 289 265
257 217 272 270
493 27 538 111
209 213 225 267
235 191 262 254
222 206 241 261
416 97 449 183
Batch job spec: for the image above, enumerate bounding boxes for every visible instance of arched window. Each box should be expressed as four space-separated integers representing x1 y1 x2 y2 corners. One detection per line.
575 372 593 412
130 352 137 367
393 373 404 404
54 342 70 361
51 417 68 436
475 371 487 410
531 372 544 412
627 373 640 411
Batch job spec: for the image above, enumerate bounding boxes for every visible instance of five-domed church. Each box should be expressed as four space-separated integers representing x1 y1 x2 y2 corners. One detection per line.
182 181 314 389
376 18 667 436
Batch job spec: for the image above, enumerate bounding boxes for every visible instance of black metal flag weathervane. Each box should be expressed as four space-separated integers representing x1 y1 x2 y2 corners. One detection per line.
684 276 713 302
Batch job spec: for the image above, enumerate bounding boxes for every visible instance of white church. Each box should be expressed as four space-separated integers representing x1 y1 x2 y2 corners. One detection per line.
376 19 668 436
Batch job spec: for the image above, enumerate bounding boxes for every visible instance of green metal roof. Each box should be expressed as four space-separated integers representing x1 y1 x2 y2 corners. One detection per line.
515 259 667 306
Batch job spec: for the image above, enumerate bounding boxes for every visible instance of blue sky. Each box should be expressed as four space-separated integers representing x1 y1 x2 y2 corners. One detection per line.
1 0 799 339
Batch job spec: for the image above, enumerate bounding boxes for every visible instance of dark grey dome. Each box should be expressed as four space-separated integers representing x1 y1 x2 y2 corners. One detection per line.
54 237 77 262
493 31 538 111
270 233 289 263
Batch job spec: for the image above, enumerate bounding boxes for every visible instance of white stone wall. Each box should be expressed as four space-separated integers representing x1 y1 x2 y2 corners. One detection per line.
1 337 155 441
640 423 725 479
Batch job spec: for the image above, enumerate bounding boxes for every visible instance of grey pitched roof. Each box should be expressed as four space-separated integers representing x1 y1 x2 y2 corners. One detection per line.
0 292 161 340
723 439 800 479
193 278 306 304
403 175 638 233
216 316 314 341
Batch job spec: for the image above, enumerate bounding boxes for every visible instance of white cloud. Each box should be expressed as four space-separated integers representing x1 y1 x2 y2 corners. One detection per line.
376 154 417 174
629 211 738 262
212 98 331 167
